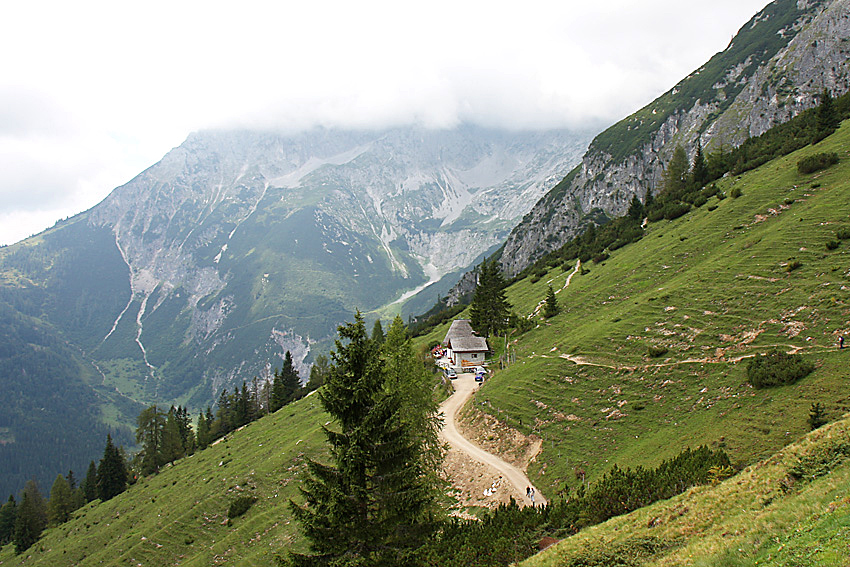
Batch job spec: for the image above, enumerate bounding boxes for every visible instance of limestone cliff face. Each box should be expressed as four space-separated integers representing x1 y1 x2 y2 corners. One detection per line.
499 0 850 277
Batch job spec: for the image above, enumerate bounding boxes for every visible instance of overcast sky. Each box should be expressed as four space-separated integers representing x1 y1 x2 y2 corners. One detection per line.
0 0 771 246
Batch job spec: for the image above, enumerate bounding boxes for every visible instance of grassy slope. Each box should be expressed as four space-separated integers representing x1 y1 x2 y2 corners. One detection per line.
0 394 327 566
522 414 850 566
463 121 850 496
1 124 848 566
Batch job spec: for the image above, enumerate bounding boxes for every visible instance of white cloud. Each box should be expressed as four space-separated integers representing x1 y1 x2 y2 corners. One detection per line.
0 0 770 245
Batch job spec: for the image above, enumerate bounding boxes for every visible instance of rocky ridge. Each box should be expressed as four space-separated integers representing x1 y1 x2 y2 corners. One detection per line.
499 0 850 276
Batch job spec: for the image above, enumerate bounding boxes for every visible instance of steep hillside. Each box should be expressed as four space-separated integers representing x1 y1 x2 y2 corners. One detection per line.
422 121 850 493
522 414 850 566
0 125 589 497
500 0 850 276
0 392 327 566
1 123 848 564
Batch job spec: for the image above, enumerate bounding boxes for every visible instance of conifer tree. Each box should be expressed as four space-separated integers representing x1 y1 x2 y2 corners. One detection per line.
290 312 442 566
470 258 511 338
272 351 301 411
691 140 709 188
82 461 98 503
382 316 443 486
47 474 74 526
626 194 644 221
816 88 839 139
160 408 185 464
96 434 128 501
808 402 828 430
197 410 211 450
307 354 330 392
176 406 196 455
13 480 47 554
662 145 689 198
371 318 385 344
543 285 560 318
0 495 16 545
136 405 167 475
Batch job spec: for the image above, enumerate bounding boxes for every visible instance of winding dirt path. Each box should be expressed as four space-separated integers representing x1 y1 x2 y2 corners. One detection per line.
439 373 547 508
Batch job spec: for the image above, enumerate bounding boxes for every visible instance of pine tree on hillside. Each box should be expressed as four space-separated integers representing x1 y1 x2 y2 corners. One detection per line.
816 88 839 139
160 408 185 464
290 313 442 565
470 258 511 338
372 318 385 344
271 351 301 411
662 145 689 198
306 353 330 392
47 474 74 526
808 402 827 430
82 460 98 503
0 495 16 545
382 315 443 482
176 405 197 455
13 480 47 554
136 405 167 475
691 140 709 188
96 434 128 501
627 194 645 221
543 285 560 319
196 410 211 450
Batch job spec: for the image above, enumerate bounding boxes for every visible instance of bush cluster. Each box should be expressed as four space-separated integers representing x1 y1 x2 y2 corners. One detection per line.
418 446 730 566
228 495 256 519
788 439 850 483
797 152 839 174
746 350 814 389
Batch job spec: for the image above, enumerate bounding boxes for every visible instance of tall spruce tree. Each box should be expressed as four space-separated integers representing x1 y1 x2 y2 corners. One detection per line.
160 408 185 465
47 474 74 526
371 318 385 344
197 409 211 450
271 351 301 411
662 145 689 198
469 258 511 338
816 88 839 139
307 353 330 392
96 434 128 501
691 140 709 188
13 480 47 554
82 460 98 503
136 405 167 475
543 285 560 318
0 495 16 545
290 313 442 566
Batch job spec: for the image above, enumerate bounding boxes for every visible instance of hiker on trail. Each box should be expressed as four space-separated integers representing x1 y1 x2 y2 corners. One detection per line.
839 335 845 349
526 486 531 499
529 487 535 505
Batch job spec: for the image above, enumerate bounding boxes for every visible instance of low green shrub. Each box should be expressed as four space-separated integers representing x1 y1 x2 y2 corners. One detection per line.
663 202 691 220
228 495 257 519
786 260 803 272
825 240 840 251
837 228 850 240
797 152 839 174
787 440 850 482
730 187 742 199
746 350 814 389
647 345 669 358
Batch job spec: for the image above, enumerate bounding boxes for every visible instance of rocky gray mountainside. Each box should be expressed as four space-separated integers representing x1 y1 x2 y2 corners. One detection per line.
499 0 850 276
0 125 590 494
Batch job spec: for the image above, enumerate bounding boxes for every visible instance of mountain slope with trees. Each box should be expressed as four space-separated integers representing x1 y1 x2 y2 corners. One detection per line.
0 125 589 501
499 0 850 276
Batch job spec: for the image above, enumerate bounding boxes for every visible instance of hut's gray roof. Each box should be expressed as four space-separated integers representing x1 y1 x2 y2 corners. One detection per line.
443 319 475 346
448 336 488 352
